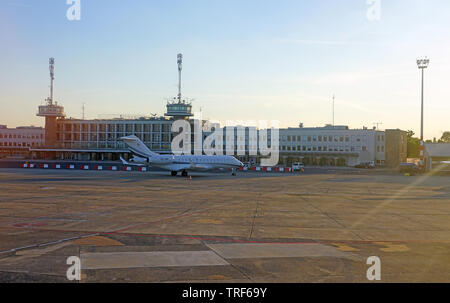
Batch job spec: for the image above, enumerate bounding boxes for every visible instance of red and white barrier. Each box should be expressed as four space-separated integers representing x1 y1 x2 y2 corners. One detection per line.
19 162 303 174
239 166 298 173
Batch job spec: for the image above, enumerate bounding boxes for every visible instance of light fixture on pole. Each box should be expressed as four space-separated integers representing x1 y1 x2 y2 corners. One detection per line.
416 57 430 170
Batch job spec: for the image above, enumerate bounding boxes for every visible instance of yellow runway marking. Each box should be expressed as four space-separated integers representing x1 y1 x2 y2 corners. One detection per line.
375 242 410 252
332 243 359 252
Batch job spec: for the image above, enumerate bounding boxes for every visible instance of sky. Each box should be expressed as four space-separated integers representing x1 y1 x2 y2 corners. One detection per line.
0 0 449 139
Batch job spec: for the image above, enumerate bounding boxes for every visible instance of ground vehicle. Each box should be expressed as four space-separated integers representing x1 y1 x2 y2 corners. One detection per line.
355 161 375 169
399 163 421 175
292 162 305 171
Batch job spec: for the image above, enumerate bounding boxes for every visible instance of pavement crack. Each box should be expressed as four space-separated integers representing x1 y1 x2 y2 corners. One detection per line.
248 195 260 240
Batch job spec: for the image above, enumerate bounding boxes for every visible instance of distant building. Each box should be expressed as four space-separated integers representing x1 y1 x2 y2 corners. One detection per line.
424 143 450 171
385 129 408 168
0 125 44 158
278 125 387 167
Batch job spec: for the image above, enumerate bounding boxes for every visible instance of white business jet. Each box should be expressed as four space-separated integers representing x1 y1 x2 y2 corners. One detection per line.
120 135 243 176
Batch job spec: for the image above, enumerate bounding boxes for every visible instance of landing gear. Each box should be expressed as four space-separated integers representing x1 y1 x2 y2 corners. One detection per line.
231 168 236 176
171 171 177 176
181 170 188 177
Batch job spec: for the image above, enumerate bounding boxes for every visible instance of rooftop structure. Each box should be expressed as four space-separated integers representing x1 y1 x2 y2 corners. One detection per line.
164 53 193 119
36 58 65 148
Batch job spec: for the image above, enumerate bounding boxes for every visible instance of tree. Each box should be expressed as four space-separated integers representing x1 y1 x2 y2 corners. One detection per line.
440 131 450 143
406 130 420 158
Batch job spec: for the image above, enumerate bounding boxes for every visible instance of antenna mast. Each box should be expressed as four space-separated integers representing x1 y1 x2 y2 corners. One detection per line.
48 58 55 105
373 122 383 130
177 53 183 103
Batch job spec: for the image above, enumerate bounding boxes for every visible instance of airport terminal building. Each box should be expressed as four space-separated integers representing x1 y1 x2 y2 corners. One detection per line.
0 107 407 167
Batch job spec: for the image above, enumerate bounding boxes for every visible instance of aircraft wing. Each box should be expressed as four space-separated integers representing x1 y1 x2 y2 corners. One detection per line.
120 156 145 167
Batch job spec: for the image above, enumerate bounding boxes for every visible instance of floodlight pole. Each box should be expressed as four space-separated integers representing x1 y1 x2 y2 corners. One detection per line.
417 58 429 170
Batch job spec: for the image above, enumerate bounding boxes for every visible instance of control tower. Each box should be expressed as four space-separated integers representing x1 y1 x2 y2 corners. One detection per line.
37 58 65 147
165 53 193 120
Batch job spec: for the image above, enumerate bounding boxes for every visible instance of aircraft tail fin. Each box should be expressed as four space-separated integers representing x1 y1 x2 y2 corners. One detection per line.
120 135 159 158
